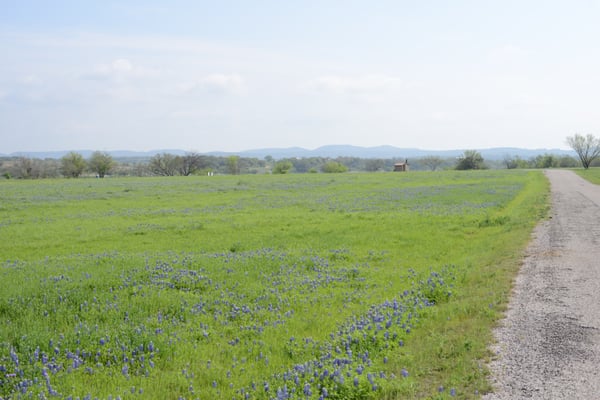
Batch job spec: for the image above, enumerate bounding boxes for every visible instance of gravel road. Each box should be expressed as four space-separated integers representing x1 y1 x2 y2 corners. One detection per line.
484 169 600 399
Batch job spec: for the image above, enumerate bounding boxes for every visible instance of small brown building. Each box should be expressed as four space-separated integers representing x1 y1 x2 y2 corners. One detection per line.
393 159 409 172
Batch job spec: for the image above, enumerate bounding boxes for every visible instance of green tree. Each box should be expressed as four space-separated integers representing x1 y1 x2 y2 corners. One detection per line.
88 151 115 178
503 155 531 169
321 161 348 173
273 161 293 174
227 155 240 175
455 150 485 170
558 155 579 168
502 155 518 169
566 133 600 169
532 154 558 169
60 152 86 178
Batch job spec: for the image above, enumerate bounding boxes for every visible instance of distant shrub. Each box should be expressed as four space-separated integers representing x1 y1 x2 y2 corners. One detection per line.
321 161 348 173
273 161 293 174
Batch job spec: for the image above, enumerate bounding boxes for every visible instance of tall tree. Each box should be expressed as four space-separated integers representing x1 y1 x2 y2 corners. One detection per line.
365 159 385 172
227 155 240 175
16 157 34 178
178 152 204 176
60 152 86 178
149 153 179 176
273 160 293 174
88 151 115 178
421 155 444 171
566 133 600 169
455 150 485 170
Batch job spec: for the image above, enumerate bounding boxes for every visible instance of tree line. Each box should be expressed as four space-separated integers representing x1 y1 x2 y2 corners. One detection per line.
1 135 599 179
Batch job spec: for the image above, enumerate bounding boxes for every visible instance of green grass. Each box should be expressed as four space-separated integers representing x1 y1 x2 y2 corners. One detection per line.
0 170 549 399
573 166 600 184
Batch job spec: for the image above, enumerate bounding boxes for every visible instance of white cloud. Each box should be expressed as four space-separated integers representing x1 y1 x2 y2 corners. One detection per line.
179 73 246 95
305 74 403 95
84 58 159 82
199 73 245 93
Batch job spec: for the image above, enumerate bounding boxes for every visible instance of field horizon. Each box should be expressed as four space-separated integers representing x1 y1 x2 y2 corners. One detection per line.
2 144 575 161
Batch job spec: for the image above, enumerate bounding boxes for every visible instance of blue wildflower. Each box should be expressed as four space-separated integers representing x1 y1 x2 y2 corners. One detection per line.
303 383 312 396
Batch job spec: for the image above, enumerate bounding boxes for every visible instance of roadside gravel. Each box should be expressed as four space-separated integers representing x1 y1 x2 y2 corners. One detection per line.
484 169 600 399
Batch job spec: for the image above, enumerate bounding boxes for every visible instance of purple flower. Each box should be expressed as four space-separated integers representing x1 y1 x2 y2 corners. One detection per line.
10 348 19 366
303 383 312 396
401 368 409 378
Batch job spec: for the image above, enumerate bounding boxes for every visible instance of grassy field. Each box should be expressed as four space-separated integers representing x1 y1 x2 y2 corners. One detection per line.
0 170 548 399
574 167 600 184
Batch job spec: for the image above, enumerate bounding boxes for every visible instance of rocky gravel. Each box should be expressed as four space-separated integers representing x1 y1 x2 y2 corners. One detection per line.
484 169 600 399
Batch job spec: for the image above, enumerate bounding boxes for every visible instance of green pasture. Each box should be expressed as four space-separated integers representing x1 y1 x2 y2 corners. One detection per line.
574 166 600 184
0 170 548 399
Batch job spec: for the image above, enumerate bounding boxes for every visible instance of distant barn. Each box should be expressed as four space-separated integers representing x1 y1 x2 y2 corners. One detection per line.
393 159 409 172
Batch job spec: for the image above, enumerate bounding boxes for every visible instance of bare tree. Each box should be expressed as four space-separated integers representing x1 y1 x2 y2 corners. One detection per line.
365 159 385 172
566 133 600 169
421 155 444 171
16 157 34 178
178 152 204 176
149 153 179 176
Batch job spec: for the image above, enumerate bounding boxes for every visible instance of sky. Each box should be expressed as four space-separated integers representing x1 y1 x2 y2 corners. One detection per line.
1 0 600 153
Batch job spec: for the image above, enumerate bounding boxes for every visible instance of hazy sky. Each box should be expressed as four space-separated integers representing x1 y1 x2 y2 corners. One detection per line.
1 1 599 153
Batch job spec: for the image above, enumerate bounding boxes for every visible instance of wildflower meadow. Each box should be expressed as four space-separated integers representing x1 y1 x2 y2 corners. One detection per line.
0 170 548 399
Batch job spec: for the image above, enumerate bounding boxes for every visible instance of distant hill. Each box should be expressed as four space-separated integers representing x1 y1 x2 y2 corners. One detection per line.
1 145 575 161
